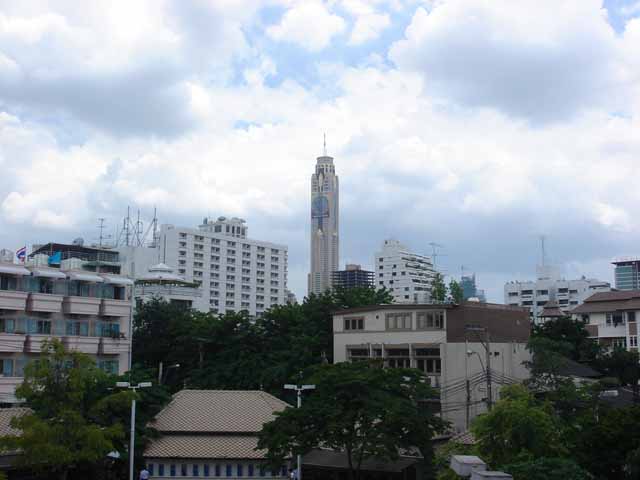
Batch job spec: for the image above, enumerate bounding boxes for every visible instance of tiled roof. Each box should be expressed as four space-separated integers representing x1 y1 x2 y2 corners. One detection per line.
149 390 289 433
571 290 640 313
144 434 266 459
450 430 476 445
0 408 30 437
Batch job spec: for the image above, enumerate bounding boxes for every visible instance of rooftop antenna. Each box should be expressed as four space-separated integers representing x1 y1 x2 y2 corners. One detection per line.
540 235 546 266
97 218 110 248
323 133 327 156
429 242 446 271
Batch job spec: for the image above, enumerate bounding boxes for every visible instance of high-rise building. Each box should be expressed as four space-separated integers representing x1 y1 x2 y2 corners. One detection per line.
309 146 339 295
332 264 374 290
374 240 435 303
504 265 610 324
612 257 640 290
158 217 288 317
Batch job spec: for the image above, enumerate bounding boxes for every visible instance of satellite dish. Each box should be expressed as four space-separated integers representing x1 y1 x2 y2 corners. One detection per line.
72 237 85 246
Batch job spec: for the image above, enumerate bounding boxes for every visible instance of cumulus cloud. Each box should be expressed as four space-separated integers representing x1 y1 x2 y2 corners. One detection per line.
267 1 346 51
0 0 639 300
389 0 625 123
341 0 391 44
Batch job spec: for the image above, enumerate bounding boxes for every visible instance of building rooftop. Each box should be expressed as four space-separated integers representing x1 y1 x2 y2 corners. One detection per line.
149 390 289 433
334 301 527 316
571 290 640 314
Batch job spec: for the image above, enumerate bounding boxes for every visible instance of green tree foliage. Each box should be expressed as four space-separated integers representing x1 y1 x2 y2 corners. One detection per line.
431 273 447 303
472 385 564 467
595 348 640 389
531 316 600 362
448 279 464 304
257 362 446 480
0 339 126 480
504 457 593 480
132 287 393 394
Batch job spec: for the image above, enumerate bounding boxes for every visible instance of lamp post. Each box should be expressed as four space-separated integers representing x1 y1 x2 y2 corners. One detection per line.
158 362 180 385
116 381 152 480
284 383 315 480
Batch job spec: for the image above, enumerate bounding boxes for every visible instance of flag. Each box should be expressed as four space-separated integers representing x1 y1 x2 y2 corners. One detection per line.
48 251 62 265
16 246 26 263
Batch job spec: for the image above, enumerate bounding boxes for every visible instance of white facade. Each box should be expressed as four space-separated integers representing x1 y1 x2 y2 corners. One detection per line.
158 219 288 317
374 239 435 303
0 261 132 403
333 304 531 432
309 154 339 295
504 266 610 324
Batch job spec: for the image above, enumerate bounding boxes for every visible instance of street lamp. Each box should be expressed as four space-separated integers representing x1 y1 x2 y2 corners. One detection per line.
284 383 315 480
158 362 180 385
116 381 152 480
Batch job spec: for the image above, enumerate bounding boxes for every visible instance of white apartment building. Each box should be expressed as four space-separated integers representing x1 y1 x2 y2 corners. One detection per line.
158 217 288 317
572 290 640 352
504 265 610 324
0 251 132 403
374 240 435 303
333 302 531 432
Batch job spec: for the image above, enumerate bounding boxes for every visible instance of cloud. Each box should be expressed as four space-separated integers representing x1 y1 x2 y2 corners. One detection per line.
389 0 624 123
267 2 346 51
341 0 391 44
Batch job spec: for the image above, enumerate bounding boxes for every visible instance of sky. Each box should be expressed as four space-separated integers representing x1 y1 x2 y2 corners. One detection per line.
0 0 639 302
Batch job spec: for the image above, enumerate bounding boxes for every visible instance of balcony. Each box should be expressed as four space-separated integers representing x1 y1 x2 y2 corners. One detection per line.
100 299 131 317
0 291 28 311
27 293 64 313
98 336 130 355
61 336 101 354
62 296 101 315
0 333 26 353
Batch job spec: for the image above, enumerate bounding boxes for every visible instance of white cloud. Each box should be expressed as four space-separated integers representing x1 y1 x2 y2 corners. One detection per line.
341 0 391 44
389 0 624 122
267 2 346 51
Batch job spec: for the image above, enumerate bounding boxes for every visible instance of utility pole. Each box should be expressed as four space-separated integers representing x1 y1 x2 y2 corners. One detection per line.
116 381 152 480
284 381 316 480
485 330 492 410
465 338 470 429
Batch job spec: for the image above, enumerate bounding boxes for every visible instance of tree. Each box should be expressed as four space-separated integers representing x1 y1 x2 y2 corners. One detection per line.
431 273 447 303
0 340 126 479
472 385 564 468
503 457 593 480
595 348 640 389
448 279 464 304
258 362 446 480
531 316 600 362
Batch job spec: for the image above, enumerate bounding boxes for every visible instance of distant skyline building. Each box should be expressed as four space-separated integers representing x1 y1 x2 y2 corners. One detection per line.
460 273 486 302
332 264 374 290
309 142 339 295
374 239 435 303
504 265 610 324
612 257 640 290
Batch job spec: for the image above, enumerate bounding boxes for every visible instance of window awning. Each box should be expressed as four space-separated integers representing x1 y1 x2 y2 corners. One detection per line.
31 268 67 279
101 275 134 286
0 265 31 276
65 272 104 283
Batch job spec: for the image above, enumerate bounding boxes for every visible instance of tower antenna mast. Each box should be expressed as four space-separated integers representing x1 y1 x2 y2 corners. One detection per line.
323 133 327 156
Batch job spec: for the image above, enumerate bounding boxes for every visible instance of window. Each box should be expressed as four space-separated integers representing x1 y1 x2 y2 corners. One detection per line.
159 465 165 476
536 289 548 295
387 349 410 368
613 337 627 349
148 464 155 476
630 336 638 348
170 464 176 477
226 465 232 477
0 358 14 377
248 465 254 476
66 320 89 336
215 464 221 476
181 464 187 476
415 348 441 374
521 290 533 295
629 312 637 323
522 301 533 306
344 317 364 330
28 319 51 335
416 311 444 329
204 464 210 477
385 312 412 330
508 291 519 297
348 348 370 361
558 288 569 293
606 312 625 326
193 464 199 477
237 464 243 476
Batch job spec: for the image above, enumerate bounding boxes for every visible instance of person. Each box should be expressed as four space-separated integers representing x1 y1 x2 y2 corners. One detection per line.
140 468 150 480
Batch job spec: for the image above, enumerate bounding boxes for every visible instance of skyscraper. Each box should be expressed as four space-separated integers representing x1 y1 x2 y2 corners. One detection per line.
309 143 339 295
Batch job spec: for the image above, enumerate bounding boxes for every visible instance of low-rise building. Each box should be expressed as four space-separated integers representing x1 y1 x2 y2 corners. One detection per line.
144 390 290 479
0 253 133 403
571 290 640 352
504 265 610 324
332 302 530 432
134 263 202 309
331 264 374 290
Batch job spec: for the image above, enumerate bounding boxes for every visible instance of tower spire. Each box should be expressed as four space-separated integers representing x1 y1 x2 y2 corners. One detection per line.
323 133 327 156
